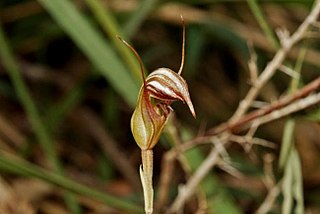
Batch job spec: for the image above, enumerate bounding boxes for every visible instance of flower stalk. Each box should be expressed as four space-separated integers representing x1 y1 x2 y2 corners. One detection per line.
140 149 154 214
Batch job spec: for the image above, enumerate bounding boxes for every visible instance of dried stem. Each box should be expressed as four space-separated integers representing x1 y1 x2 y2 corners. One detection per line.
229 0 320 123
175 89 320 160
255 181 282 214
252 92 320 126
168 1 320 212
167 134 229 213
156 151 176 212
210 76 320 134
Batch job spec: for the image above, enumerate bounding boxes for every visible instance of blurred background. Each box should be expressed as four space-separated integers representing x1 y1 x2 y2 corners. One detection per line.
0 0 319 213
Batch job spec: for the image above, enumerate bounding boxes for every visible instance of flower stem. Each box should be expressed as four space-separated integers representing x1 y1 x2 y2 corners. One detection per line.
140 149 154 214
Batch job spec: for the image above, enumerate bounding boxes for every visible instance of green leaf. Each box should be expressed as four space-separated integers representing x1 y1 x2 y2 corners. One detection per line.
37 0 139 106
0 152 143 214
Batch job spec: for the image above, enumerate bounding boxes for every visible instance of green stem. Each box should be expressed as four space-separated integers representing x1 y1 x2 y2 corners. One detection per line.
140 149 154 214
0 22 81 213
247 0 280 49
0 152 143 213
279 42 307 214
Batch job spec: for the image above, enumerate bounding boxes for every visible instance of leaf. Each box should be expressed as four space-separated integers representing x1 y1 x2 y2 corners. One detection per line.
37 0 139 106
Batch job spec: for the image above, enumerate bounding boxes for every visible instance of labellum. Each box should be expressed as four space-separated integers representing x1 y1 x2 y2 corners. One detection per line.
119 16 195 214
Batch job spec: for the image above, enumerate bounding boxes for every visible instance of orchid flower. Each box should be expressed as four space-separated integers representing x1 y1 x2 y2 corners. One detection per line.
118 16 195 214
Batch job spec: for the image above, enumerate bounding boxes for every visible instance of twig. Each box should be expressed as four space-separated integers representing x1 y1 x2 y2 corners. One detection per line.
168 2 320 212
248 41 259 84
155 151 176 212
279 65 300 78
169 91 320 213
252 92 320 126
172 86 320 157
255 181 282 214
229 0 320 123
167 134 229 213
158 117 208 214
262 153 276 190
210 76 320 135
229 135 277 150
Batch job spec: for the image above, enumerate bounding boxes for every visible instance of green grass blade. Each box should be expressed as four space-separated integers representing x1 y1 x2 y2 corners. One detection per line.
84 0 142 83
123 0 159 38
292 149 304 214
279 42 307 214
0 22 81 213
281 148 304 214
247 0 280 49
278 119 295 169
0 152 143 214
37 0 139 106
282 150 294 214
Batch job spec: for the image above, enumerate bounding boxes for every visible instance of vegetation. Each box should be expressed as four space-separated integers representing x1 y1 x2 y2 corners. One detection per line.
0 0 319 213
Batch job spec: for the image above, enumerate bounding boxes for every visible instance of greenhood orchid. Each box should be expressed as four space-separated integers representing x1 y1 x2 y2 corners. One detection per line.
118 16 195 214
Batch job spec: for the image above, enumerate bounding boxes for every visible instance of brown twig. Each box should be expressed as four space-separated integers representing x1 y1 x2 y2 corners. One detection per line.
255 181 282 214
168 1 320 212
154 3 320 68
167 90 320 213
252 92 320 126
229 135 277 150
210 76 320 135
155 150 176 213
167 83 320 214
158 117 208 214
229 1 320 123
167 134 229 214
175 83 320 153
166 86 320 165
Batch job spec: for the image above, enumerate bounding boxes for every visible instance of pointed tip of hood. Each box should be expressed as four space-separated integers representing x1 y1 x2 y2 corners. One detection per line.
185 96 196 118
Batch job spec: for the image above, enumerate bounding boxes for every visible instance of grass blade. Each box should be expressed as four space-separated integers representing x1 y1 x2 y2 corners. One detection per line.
0 22 81 213
247 0 280 49
0 151 143 214
123 0 159 38
84 0 142 82
37 0 139 106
